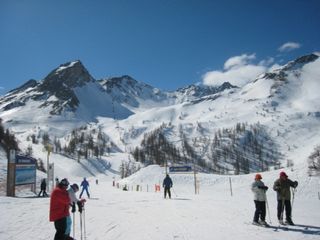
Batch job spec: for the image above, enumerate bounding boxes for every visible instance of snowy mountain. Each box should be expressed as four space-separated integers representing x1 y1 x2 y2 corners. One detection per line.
1 53 320 240
0 53 320 175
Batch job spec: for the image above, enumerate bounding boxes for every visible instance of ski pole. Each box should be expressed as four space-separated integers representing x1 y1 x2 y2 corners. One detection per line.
83 207 87 240
172 188 178 197
73 212 75 239
80 212 83 240
291 188 296 208
280 198 285 224
291 188 296 218
265 192 272 224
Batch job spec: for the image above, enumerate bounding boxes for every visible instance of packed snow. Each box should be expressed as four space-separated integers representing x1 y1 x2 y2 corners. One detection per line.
0 152 319 240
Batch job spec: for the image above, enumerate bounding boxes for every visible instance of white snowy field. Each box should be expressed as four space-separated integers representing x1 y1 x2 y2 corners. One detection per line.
0 164 319 240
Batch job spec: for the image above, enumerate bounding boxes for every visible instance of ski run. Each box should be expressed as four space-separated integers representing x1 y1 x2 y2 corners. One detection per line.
0 160 319 240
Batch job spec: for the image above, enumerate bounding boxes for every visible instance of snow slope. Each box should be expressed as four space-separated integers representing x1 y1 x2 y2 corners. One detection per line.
0 160 319 240
0 54 320 239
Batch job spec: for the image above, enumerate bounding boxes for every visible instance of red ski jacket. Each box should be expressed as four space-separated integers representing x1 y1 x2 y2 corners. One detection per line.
49 186 70 222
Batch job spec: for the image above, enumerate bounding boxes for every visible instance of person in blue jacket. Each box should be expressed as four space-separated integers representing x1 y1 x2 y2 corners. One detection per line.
79 177 90 198
163 174 173 199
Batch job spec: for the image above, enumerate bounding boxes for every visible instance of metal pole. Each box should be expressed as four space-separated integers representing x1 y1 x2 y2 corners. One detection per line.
229 177 233 196
80 212 83 240
46 146 50 193
83 207 86 240
291 188 296 219
73 212 75 239
193 166 197 194
265 193 272 224
165 158 168 175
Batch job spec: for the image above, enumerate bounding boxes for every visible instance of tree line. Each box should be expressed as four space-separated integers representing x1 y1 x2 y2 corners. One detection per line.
0 118 19 158
308 145 320 175
131 122 282 175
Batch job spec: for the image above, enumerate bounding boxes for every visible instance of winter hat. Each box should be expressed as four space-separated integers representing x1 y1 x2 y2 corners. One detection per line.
255 173 262 180
280 171 288 178
71 183 79 191
59 178 69 187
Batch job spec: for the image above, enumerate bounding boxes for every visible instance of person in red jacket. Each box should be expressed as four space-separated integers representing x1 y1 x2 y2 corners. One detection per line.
49 178 70 240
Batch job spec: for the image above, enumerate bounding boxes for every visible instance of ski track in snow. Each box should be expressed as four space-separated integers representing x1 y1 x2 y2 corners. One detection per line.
1 169 319 240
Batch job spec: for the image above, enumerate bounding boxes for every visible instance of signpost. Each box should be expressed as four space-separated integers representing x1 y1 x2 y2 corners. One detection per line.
6 150 16 197
6 150 37 197
169 166 192 172
45 144 52 193
169 165 199 194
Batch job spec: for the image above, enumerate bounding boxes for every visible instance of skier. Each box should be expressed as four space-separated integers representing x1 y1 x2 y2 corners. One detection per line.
49 178 70 240
66 183 86 240
55 177 59 187
38 178 48 197
273 171 298 225
79 177 90 198
163 174 173 199
251 173 269 226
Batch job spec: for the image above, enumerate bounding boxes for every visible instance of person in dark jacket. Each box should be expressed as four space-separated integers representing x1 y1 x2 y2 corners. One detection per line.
163 174 173 199
49 178 70 240
251 173 269 226
38 178 48 197
79 177 90 198
273 171 298 225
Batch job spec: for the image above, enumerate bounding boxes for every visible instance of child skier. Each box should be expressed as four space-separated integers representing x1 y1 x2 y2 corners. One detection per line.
251 173 269 226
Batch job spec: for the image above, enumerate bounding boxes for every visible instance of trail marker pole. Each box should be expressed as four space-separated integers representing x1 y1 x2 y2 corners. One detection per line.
229 177 233 196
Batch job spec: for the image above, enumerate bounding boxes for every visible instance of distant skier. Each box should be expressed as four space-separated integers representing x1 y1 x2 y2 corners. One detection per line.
38 178 48 197
55 177 59 187
66 183 86 239
273 171 298 225
163 174 173 199
251 173 269 226
79 177 90 198
49 178 70 240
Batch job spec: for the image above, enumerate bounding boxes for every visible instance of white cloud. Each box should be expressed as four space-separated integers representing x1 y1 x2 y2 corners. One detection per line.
278 42 301 52
224 54 256 70
259 57 274 66
202 53 267 87
268 63 282 72
298 58 320 110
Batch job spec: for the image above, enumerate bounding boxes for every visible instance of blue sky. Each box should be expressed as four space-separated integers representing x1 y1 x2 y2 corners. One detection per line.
0 0 319 95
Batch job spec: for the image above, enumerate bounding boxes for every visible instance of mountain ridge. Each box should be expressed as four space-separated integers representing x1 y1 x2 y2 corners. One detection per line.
0 53 319 175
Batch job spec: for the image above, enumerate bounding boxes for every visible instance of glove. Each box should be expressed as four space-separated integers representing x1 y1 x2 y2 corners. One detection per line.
71 203 76 213
293 181 298 188
258 186 268 191
77 201 84 213
273 186 280 191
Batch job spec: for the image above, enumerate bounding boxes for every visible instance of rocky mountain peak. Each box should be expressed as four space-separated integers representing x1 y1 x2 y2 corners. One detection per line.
176 82 237 99
8 79 38 94
40 60 94 91
282 53 319 71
